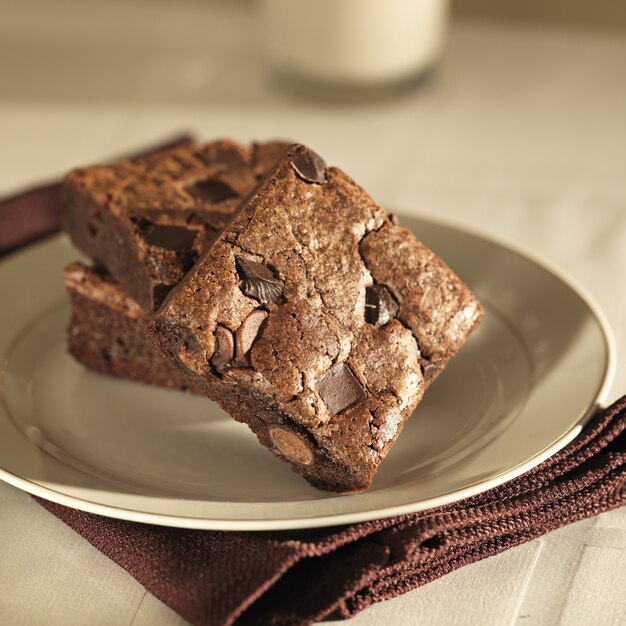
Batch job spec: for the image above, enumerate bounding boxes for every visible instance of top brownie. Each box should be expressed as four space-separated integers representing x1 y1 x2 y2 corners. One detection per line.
149 145 483 492
63 139 289 311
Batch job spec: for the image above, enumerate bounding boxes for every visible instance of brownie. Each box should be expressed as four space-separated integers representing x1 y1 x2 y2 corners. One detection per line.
148 144 483 493
64 262 199 392
63 140 289 312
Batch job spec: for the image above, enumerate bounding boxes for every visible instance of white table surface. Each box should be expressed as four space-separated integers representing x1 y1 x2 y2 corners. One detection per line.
1 2 625 624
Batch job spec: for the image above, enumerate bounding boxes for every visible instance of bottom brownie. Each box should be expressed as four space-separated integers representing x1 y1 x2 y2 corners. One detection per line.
64 262 198 393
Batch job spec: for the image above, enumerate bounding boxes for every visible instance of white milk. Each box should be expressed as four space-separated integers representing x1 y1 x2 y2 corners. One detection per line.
259 0 449 89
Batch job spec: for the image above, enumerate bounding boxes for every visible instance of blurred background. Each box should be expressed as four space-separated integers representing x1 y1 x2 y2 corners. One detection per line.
0 0 624 271
1 0 624 104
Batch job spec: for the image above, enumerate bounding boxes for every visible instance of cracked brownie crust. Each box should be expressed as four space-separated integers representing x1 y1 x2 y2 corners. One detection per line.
63 140 289 311
149 144 483 492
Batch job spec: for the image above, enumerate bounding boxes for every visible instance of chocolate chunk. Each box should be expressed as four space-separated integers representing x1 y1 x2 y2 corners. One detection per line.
178 248 199 273
153 282 174 309
365 285 399 326
188 179 239 203
316 363 367 415
210 326 234 371
422 362 442 384
235 310 269 366
236 257 284 304
269 426 314 465
141 223 198 251
290 145 327 184
196 144 248 168
389 213 400 226
131 208 195 223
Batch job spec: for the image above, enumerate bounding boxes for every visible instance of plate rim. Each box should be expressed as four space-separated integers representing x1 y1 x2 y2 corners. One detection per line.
0 213 617 530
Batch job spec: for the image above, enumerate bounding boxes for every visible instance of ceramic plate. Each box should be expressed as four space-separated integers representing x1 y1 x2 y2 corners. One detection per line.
0 214 615 530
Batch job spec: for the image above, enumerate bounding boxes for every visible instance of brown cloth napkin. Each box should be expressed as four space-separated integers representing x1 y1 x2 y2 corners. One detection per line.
1 141 625 626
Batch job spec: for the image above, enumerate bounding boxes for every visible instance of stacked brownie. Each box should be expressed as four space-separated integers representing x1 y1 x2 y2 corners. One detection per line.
63 141 483 492
63 139 288 391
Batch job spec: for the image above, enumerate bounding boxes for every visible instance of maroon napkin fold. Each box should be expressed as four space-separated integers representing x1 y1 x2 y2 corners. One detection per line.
1 141 625 626
0 182 64 258
34 398 626 626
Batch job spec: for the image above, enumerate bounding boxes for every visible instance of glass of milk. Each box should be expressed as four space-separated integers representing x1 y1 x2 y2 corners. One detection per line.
259 0 450 97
